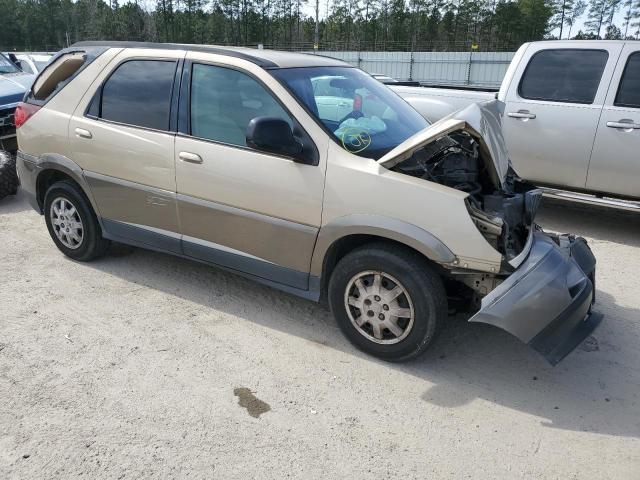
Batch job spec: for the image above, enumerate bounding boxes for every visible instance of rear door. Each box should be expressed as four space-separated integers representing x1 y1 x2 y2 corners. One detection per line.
502 43 622 189
586 44 640 198
69 48 184 252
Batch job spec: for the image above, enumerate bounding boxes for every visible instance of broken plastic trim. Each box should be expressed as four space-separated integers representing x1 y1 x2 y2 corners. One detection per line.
469 232 602 365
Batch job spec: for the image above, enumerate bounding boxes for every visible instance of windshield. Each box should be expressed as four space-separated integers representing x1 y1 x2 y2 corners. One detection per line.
272 67 428 159
0 54 20 74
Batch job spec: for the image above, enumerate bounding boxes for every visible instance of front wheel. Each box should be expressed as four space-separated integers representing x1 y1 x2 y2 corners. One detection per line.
328 243 447 362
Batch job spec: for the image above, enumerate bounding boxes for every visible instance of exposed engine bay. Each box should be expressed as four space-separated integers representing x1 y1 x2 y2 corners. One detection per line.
390 130 539 263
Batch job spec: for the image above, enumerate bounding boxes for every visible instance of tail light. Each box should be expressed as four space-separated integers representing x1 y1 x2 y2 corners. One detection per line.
14 102 41 128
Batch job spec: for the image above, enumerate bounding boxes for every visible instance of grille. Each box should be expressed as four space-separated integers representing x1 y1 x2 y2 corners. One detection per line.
0 106 17 151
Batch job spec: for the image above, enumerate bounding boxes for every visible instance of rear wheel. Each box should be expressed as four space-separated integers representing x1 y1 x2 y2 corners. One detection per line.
44 180 109 261
328 243 448 362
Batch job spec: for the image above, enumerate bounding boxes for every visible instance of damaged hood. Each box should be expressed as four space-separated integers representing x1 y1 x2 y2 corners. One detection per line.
378 100 511 188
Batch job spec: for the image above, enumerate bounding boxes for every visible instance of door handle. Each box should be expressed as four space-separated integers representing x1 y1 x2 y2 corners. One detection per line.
507 111 536 120
606 120 640 130
74 128 92 139
178 151 203 164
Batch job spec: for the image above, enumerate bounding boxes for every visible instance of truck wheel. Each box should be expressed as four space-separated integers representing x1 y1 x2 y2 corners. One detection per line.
328 243 447 362
0 151 19 200
44 180 110 261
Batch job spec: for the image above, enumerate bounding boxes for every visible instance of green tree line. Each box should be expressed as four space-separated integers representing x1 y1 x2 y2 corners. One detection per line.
1 0 638 53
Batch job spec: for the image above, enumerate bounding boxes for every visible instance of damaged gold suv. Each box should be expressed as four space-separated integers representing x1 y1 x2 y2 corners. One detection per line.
16 42 601 364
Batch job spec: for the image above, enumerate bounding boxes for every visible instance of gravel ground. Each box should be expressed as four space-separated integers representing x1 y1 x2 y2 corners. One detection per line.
1 190 639 479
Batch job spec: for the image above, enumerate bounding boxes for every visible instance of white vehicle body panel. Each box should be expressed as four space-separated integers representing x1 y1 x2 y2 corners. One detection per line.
396 40 640 200
391 85 494 123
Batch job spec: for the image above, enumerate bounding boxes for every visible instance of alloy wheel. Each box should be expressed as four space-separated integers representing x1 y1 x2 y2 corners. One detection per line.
50 197 84 250
344 270 415 344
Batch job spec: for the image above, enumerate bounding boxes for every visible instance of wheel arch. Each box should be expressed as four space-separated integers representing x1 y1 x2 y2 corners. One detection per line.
34 154 101 219
312 215 456 296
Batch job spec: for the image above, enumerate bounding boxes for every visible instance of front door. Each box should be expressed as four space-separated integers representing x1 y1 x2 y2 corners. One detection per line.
586 45 640 198
502 44 622 189
174 56 326 289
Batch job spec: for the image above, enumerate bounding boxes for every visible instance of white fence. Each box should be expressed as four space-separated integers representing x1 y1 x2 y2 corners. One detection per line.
314 51 516 88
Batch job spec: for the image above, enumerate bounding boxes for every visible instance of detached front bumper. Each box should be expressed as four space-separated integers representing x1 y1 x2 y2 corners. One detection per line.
469 231 602 365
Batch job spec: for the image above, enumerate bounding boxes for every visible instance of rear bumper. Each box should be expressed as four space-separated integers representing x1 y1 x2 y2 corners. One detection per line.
15 150 40 212
469 231 601 365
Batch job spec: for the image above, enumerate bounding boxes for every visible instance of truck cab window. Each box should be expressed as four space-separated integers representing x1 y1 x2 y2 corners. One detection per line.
519 49 608 104
615 53 640 109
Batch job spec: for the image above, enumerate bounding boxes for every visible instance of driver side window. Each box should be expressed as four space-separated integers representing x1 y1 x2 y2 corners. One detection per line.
190 64 292 147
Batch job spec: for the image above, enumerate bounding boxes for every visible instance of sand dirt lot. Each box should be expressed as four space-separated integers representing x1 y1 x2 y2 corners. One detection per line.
1 190 639 479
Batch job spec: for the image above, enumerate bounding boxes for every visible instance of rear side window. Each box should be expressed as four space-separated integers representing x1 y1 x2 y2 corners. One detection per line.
615 53 640 109
32 52 87 101
99 60 176 131
190 63 292 147
519 49 608 104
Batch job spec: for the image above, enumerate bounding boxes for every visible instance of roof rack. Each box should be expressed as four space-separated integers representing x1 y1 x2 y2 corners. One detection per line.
70 41 279 68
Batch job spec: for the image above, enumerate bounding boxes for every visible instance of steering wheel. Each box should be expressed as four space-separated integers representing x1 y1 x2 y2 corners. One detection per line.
338 110 364 125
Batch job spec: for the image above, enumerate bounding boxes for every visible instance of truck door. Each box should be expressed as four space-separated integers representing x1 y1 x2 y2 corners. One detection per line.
502 43 623 189
586 44 640 198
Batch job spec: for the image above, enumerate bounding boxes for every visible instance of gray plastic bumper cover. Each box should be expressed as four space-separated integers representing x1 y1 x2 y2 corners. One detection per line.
469 231 602 365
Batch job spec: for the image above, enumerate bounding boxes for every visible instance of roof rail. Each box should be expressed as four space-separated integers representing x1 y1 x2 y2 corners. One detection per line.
70 41 278 68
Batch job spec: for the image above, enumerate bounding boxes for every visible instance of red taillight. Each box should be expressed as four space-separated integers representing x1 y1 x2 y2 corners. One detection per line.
14 102 41 129
353 94 362 112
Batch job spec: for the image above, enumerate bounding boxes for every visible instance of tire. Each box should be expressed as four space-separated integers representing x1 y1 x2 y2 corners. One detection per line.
43 180 110 261
328 243 447 362
0 150 19 200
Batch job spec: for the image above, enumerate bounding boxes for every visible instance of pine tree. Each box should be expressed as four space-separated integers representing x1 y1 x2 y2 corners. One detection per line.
622 0 640 37
586 0 621 37
565 0 587 37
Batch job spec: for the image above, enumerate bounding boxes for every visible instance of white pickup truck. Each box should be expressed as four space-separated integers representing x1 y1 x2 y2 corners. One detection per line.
393 40 640 200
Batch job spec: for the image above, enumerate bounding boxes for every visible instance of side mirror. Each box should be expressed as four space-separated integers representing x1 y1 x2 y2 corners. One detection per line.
246 117 305 160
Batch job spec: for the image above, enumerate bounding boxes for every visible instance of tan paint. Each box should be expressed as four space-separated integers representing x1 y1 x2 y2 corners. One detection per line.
17 48 123 159
319 141 503 272
62 48 185 232
85 172 180 235
174 50 330 273
20 44 505 283
178 194 317 272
